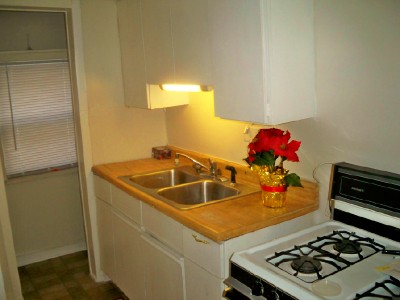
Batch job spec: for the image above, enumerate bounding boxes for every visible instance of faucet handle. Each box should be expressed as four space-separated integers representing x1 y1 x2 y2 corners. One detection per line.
174 153 180 166
209 159 217 176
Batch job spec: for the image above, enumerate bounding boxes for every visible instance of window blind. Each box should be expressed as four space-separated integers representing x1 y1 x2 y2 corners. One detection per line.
0 61 77 178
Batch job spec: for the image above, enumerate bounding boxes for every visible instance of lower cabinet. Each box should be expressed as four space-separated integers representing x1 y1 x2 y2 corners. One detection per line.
95 175 289 300
113 211 146 300
96 198 115 280
142 233 185 300
185 258 223 300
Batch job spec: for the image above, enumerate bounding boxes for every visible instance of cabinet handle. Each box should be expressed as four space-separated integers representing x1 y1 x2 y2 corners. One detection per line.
192 234 209 244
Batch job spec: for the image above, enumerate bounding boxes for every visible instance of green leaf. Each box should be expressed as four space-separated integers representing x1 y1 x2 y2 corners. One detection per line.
260 150 276 166
284 173 303 187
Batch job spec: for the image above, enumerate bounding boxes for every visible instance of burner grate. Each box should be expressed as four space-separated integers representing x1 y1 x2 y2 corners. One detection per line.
266 230 385 283
354 276 400 299
311 230 385 261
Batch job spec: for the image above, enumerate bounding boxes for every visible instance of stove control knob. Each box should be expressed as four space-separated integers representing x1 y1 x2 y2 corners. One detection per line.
273 290 280 300
251 280 264 296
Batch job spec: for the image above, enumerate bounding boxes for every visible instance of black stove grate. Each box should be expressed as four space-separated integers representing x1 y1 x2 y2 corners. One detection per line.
266 230 385 283
354 276 400 299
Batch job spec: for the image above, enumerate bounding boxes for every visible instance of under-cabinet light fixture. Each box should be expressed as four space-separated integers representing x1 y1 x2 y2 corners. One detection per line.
159 84 213 92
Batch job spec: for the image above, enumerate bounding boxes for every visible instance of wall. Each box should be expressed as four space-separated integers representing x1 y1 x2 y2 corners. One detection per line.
166 0 400 223
79 0 168 165
5 169 86 266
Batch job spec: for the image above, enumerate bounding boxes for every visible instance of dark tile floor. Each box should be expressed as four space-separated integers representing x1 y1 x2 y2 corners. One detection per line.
18 251 129 300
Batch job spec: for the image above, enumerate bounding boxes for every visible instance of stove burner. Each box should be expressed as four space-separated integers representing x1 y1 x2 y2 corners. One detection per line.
333 239 362 254
266 230 385 283
290 256 322 274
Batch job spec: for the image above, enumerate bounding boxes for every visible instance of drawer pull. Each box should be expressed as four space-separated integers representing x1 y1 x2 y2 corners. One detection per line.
192 234 209 244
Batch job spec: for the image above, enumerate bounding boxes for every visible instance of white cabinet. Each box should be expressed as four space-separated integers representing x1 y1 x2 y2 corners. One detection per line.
209 0 316 124
113 212 146 300
96 198 115 280
170 0 213 84
140 0 175 85
142 202 183 253
94 176 115 279
116 0 212 109
183 227 223 278
185 259 223 300
142 234 185 300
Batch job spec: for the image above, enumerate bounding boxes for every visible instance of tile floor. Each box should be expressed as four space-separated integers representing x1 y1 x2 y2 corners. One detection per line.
18 251 129 300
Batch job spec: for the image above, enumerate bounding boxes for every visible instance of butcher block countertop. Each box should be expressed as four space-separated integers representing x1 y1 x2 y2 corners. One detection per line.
92 148 319 242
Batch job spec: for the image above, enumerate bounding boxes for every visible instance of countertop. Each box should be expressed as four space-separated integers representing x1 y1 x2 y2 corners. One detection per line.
92 151 319 243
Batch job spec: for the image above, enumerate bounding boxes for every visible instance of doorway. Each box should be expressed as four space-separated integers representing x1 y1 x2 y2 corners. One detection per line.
0 6 93 298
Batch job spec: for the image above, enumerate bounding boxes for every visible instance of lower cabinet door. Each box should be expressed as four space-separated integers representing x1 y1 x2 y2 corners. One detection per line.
185 258 224 300
113 212 146 300
141 233 185 300
96 198 115 280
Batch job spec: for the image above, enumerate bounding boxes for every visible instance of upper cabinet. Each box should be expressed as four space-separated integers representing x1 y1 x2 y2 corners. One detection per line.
209 0 316 124
170 0 213 85
116 0 212 109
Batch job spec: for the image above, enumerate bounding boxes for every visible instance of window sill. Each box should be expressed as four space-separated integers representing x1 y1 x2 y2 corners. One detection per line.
5 166 78 185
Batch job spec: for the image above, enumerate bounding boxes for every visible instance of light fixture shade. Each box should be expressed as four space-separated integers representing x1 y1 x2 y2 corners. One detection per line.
159 84 212 92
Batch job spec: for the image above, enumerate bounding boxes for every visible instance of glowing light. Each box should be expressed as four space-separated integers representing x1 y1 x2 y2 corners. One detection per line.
160 84 212 92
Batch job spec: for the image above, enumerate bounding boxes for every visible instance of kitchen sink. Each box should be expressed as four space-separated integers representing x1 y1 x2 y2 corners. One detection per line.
120 166 200 189
157 180 239 209
119 166 259 210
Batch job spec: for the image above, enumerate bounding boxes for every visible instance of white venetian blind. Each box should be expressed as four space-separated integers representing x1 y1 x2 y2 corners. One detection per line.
0 61 77 178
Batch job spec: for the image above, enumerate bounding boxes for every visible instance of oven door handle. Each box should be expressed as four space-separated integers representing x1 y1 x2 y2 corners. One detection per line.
224 277 267 300
223 287 235 299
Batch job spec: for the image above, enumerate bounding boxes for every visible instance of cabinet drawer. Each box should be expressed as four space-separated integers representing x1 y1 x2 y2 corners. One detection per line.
183 227 223 278
111 185 141 225
142 203 183 254
93 175 111 204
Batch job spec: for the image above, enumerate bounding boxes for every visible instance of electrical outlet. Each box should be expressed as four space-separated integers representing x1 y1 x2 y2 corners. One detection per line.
243 126 251 142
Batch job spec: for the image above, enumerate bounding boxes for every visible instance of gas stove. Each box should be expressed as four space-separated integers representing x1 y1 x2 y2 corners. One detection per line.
224 163 400 300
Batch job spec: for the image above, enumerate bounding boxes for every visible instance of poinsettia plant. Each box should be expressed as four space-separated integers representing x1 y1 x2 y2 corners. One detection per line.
244 128 303 187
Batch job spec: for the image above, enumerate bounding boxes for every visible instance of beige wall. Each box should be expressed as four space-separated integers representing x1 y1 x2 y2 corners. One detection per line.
5 169 86 266
166 0 400 223
79 0 168 165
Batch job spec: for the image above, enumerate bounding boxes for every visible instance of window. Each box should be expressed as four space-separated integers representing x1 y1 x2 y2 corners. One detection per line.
0 60 77 178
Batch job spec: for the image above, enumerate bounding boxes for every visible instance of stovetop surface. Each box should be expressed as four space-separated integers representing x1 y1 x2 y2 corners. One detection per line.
231 221 400 299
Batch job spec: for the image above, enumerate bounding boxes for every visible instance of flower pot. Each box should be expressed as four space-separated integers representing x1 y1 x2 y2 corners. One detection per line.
252 165 287 208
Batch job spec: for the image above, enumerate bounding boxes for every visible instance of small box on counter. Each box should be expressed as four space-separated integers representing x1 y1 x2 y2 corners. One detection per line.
152 146 172 160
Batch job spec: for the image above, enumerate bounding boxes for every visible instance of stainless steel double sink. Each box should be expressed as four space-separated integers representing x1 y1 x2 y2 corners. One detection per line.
119 166 259 210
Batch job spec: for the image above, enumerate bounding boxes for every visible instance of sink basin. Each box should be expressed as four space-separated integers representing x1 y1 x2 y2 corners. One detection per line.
119 165 259 210
120 166 200 189
157 180 239 207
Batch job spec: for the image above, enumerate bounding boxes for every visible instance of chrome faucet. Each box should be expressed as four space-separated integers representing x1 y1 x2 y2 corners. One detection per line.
174 153 227 181
174 153 209 173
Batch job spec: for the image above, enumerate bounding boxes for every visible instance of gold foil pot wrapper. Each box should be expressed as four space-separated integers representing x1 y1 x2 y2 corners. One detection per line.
251 165 287 208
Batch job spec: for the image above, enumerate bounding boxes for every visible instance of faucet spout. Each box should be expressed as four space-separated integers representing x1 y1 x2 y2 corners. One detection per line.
175 153 209 173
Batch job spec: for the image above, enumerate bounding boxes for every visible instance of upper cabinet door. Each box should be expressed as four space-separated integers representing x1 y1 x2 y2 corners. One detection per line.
141 0 175 84
117 0 211 109
170 0 213 85
209 0 316 125
117 0 148 108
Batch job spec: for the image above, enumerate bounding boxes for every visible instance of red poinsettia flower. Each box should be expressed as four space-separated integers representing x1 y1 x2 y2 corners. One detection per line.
244 128 302 187
251 128 284 153
273 131 301 162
